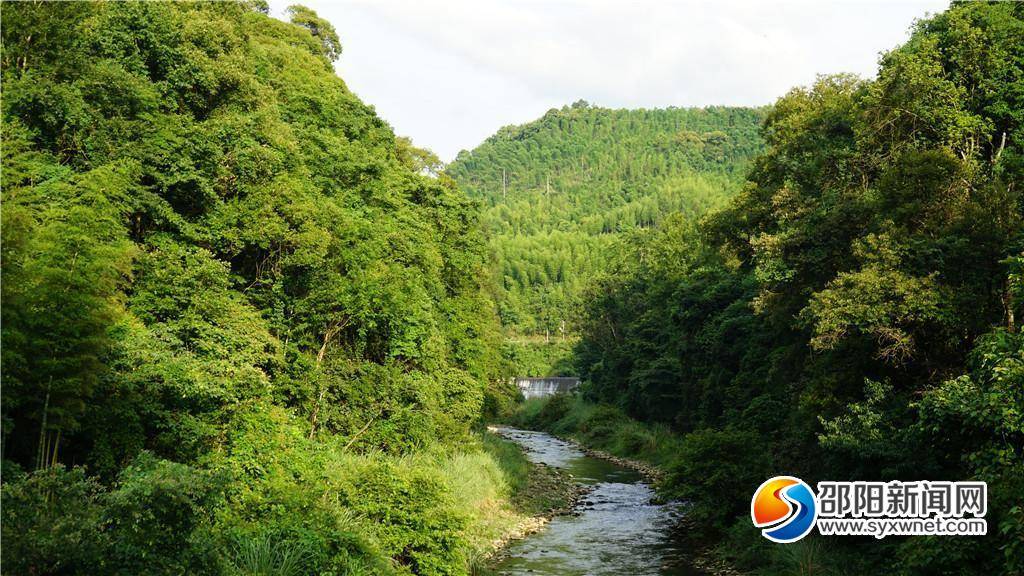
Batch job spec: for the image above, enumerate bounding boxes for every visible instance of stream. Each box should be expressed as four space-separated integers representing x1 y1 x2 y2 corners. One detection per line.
491 426 708 576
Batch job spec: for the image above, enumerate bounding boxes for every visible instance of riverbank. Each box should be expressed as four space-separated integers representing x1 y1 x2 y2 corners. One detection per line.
503 396 746 576
504 396 910 576
506 395 684 474
474 430 589 569
485 427 703 575
560 439 664 483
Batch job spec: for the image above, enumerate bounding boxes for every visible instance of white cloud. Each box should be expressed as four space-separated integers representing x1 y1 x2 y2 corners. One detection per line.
269 0 948 161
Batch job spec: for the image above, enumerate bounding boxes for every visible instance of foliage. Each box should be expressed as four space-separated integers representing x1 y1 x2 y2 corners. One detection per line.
0 2 509 574
226 534 311 576
448 103 765 340
286 5 342 61
499 337 575 378
1 465 107 574
663 429 771 529
569 3 1024 574
1 454 223 575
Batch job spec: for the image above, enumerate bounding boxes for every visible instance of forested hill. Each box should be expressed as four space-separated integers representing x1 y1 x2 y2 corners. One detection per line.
572 2 1024 574
447 103 764 342
1 3 515 574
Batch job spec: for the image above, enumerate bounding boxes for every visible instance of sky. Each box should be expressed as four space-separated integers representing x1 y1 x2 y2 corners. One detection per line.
268 0 949 162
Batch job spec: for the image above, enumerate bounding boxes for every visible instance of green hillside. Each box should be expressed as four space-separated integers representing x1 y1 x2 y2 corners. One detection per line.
1 3 521 574
570 3 1024 574
447 103 765 346
4 1 1021 575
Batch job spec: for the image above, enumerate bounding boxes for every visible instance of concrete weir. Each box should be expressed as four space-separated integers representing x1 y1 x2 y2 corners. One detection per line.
514 377 579 399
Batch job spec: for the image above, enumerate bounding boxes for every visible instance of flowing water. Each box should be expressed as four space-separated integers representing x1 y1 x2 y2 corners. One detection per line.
491 427 708 576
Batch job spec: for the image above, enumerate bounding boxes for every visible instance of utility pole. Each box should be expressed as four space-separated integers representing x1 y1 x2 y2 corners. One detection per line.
502 168 507 200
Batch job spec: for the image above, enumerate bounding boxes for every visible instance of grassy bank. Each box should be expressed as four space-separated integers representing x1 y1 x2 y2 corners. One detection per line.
448 430 583 575
481 432 582 519
2 428 576 576
508 396 682 470
441 430 584 573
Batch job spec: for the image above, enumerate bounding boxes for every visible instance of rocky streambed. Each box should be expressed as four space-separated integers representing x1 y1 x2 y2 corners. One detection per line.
488 426 710 576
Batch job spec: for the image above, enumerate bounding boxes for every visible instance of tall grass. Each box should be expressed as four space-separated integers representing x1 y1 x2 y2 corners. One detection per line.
273 436 535 574
479 431 531 496
774 538 826 576
227 534 311 576
439 447 526 556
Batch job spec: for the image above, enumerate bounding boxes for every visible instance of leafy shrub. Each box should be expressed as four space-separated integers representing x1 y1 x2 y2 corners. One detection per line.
335 459 468 576
533 394 571 428
610 422 657 456
664 428 771 529
1 465 106 575
218 488 393 576
480 378 520 421
572 404 627 444
101 453 225 575
1 454 224 576
718 519 771 571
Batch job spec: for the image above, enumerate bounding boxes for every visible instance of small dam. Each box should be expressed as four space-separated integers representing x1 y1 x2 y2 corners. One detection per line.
515 377 580 399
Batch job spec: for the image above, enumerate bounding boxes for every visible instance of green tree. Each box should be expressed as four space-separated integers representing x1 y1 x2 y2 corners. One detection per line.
572 3 1024 573
287 4 342 61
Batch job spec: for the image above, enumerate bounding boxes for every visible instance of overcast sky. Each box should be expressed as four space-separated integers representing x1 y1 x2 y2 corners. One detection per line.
268 0 948 162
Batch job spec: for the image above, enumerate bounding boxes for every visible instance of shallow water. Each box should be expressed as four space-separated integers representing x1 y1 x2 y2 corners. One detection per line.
491 427 707 576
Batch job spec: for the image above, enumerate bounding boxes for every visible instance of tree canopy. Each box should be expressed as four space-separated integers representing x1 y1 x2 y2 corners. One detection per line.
573 3 1024 574
448 103 765 341
1 3 508 574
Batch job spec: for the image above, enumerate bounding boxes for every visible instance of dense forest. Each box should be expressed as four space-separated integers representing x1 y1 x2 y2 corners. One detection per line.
1 3 525 575
448 104 765 348
568 2 1023 574
3 1 1023 576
